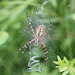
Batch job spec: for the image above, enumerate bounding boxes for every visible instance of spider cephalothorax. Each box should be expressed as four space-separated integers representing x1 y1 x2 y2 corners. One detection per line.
14 13 52 64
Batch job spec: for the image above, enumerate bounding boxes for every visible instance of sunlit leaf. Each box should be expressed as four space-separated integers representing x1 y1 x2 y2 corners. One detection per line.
64 57 69 66
55 66 60 68
62 70 69 75
59 67 68 72
53 61 59 65
51 0 57 8
0 31 9 45
57 55 61 62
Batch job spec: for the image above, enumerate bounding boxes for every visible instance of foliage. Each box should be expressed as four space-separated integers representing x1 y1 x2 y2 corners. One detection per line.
54 55 75 75
0 0 75 75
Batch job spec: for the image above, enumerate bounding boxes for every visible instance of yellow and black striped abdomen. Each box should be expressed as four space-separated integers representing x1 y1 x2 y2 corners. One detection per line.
36 25 45 37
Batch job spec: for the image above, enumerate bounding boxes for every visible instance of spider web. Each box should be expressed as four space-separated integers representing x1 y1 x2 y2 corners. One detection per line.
26 0 56 72
19 0 57 72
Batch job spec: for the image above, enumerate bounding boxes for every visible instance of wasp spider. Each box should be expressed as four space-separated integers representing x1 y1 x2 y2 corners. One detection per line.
14 13 52 64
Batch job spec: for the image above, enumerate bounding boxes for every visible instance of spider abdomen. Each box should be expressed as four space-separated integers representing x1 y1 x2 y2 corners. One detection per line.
36 25 45 37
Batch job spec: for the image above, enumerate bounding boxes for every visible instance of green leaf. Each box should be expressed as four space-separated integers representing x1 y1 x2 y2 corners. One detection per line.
55 66 60 68
53 61 59 65
62 70 69 75
51 0 57 8
0 31 9 45
57 55 61 62
71 59 75 67
59 67 68 72
70 70 75 75
64 57 69 66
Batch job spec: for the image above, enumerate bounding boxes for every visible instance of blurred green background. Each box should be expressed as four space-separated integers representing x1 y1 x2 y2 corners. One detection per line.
0 0 75 75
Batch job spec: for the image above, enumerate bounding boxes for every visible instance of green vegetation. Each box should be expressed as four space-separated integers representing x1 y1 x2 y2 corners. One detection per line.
0 0 75 75
54 55 75 75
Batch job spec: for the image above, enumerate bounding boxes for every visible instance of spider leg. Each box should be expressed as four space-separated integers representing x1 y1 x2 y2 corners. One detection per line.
41 26 52 38
13 38 35 62
40 41 49 65
26 12 36 36
20 28 34 37
20 38 35 62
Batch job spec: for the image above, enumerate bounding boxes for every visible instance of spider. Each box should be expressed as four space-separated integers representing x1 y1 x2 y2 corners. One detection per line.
14 13 52 64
